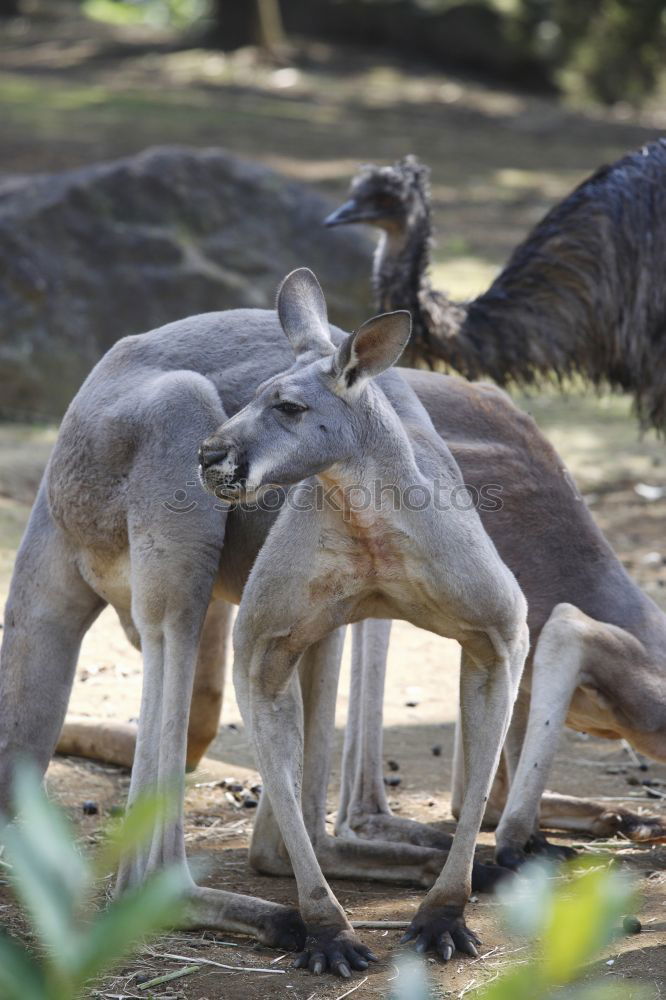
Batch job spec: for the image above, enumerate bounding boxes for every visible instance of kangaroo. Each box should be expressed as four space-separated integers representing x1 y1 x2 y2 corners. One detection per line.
332 375 666 868
199 268 528 973
181 373 666 879
0 269 527 978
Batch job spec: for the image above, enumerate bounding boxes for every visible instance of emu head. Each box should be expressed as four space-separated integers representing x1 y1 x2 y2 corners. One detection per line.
199 268 411 504
324 155 430 233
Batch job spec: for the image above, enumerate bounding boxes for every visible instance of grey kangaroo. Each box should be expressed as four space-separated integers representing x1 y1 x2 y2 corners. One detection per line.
333 375 666 869
0 269 527 977
185 373 666 880
198 269 528 972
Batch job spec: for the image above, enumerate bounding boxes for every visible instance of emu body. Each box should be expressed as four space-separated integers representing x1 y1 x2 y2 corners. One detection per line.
326 144 666 429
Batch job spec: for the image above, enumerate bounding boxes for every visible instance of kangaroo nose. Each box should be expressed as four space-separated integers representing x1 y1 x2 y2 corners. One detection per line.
199 444 229 470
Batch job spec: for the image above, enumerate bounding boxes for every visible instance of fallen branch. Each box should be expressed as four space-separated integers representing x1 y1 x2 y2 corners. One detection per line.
336 975 368 1000
137 966 199 991
351 919 409 929
149 950 286 974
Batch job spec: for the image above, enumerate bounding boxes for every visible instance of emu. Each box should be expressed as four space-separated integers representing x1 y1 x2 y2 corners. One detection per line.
325 143 666 430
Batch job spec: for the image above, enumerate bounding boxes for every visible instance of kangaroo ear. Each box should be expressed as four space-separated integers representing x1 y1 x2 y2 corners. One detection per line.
333 311 411 391
277 268 335 357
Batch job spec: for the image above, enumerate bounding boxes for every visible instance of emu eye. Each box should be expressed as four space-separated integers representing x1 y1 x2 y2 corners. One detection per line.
274 400 307 415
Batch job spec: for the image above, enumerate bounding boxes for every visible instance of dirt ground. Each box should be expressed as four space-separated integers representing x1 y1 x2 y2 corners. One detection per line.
2 11 666 1000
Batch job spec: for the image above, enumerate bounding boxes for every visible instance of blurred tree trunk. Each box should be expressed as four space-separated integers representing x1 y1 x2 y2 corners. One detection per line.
0 0 21 17
210 0 286 53
257 0 286 52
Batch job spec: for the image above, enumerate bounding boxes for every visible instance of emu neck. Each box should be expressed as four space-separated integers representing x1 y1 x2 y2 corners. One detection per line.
372 208 469 368
370 191 595 386
373 209 435 316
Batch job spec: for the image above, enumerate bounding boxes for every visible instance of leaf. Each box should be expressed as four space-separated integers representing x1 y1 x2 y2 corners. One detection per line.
0 931 50 1000
9 763 89 898
566 984 652 1000
495 860 555 939
72 865 188 988
541 864 634 984
486 858 638 1000
477 962 542 1000
93 791 174 878
1 764 89 969
390 954 432 1000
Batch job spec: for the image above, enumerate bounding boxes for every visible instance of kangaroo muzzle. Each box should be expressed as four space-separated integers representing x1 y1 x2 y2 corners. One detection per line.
198 442 248 498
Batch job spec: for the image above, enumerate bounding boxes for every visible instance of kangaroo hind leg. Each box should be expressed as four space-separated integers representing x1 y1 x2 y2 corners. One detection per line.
115 372 304 950
494 603 654 867
186 599 232 771
0 484 105 812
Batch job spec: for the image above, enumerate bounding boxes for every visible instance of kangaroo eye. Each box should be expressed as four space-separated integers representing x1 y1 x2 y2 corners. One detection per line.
274 401 307 415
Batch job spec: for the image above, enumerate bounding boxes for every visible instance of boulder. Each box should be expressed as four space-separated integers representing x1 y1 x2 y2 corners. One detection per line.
0 146 373 418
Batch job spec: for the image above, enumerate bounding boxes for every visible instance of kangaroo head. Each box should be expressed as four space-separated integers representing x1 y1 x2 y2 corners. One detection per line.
199 268 411 503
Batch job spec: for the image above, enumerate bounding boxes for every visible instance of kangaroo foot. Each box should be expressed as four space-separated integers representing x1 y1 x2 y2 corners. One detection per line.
186 885 306 951
253 831 447 887
117 849 305 951
344 817 510 892
293 925 377 977
525 833 577 861
496 835 576 870
347 811 454 851
401 903 480 961
601 809 666 843
472 860 513 892
316 833 448 887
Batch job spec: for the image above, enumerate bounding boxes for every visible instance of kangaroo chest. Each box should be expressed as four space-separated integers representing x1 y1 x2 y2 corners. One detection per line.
309 517 443 624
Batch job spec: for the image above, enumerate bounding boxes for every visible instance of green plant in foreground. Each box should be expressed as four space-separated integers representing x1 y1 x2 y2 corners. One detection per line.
392 859 649 1000
479 858 646 1000
0 765 187 1000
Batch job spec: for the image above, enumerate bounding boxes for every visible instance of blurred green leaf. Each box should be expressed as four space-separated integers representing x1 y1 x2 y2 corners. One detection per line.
566 984 651 1000
0 932 50 1000
1 765 89 968
9 765 89 898
73 866 188 986
84 0 208 29
390 953 432 1000
477 962 540 1000
94 792 173 877
478 859 638 1000
495 860 554 938
0 763 187 998
541 864 633 984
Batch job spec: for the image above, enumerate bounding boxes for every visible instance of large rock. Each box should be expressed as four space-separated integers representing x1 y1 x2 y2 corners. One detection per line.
0 146 373 418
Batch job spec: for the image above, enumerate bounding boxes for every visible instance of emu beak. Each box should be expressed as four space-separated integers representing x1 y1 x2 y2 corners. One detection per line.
324 199 365 227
